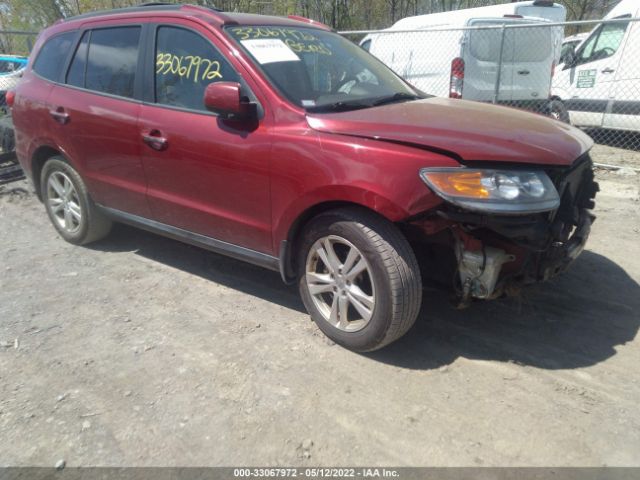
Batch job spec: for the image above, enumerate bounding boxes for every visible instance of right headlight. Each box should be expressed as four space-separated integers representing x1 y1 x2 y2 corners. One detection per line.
419 167 560 214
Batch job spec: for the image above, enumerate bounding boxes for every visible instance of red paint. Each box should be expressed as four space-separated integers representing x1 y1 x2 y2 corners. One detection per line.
307 97 593 165
204 82 252 119
12 5 593 260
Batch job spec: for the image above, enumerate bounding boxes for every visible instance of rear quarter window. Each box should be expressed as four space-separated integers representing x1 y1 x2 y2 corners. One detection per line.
66 31 89 88
33 32 76 82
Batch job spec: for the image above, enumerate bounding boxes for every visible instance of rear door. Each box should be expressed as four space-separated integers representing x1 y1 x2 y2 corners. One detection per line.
562 17 631 127
50 23 149 217
509 22 556 103
464 19 514 102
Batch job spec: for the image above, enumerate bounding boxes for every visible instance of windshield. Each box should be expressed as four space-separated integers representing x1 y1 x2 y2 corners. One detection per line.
226 25 421 112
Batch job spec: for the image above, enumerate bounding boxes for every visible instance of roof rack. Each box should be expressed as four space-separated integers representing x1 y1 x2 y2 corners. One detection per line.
63 2 221 22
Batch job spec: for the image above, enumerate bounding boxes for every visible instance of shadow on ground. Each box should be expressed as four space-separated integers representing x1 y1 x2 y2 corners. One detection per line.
91 224 640 371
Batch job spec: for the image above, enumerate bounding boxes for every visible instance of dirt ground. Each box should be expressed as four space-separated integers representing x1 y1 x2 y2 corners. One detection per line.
1 160 639 467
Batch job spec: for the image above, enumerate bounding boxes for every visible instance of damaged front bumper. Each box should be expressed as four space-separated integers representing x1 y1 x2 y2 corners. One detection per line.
409 153 599 305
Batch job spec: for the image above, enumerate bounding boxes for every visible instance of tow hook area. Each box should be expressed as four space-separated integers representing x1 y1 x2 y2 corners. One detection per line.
454 231 515 307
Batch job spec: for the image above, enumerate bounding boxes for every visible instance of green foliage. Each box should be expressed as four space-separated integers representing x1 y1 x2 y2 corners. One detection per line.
0 0 625 33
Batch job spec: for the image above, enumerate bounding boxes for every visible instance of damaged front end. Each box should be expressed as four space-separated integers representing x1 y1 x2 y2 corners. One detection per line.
406 153 599 307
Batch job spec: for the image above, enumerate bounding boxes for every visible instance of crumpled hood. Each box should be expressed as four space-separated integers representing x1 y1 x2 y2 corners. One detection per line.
306 97 593 166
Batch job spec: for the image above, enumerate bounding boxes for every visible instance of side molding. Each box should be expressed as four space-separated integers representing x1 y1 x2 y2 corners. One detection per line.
99 205 281 273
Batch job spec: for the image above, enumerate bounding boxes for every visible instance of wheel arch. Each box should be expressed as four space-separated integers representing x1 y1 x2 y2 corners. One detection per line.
31 145 63 200
278 195 409 284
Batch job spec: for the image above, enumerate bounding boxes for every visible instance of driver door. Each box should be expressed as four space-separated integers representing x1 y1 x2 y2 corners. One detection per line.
564 17 630 127
138 22 273 254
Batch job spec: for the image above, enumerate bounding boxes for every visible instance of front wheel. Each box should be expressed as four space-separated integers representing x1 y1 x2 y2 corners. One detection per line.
297 207 422 352
549 99 570 123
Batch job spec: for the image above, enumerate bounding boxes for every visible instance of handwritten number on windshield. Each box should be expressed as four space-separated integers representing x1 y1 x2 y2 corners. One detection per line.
156 53 223 82
232 27 332 55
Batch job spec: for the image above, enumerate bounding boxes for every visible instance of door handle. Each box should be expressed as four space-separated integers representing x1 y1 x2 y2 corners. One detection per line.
601 68 615 74
141 129 168 151
49 107 70 124
517 70 530 75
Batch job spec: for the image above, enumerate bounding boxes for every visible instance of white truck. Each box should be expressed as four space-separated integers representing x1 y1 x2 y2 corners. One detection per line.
551 0 640 130
361 1 566 112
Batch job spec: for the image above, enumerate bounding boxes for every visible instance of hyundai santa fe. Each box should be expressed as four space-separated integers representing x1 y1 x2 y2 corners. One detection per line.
10 3 598 351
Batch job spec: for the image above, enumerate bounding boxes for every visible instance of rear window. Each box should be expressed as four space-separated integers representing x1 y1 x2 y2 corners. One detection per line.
85 27 141 98
469 23 552 63
33 32 76 82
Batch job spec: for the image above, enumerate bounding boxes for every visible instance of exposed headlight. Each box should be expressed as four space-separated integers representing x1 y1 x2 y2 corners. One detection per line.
419 167 560 214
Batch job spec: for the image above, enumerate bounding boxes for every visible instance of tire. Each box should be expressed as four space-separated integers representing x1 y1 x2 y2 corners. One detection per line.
40 156 112 245
549 99 570 124
297 207 422 352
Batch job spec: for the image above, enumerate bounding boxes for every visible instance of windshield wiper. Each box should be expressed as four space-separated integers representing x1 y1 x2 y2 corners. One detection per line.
306 100 372 113
372 92 422 107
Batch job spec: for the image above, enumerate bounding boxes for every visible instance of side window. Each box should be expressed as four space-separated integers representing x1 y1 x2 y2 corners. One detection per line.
155 26 239 111
85 27 141 98
578 19 629 64
66 31 89 88
560 41 578 64
33 32 76 82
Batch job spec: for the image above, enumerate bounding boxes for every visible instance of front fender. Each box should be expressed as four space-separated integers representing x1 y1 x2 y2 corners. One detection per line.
273 184 415 249
269 129 459 254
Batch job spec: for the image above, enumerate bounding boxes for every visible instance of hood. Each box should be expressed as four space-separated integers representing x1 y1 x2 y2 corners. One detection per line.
306 97 593 166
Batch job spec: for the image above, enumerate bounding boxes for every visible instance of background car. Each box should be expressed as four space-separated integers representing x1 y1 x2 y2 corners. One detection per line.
0 55 28 110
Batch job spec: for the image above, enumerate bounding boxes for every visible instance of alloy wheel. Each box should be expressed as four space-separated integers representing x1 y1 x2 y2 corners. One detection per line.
305 235 376 332
46 171 82 234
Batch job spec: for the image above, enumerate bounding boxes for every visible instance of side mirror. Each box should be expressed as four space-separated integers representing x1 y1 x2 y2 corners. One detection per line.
203 82 256 121
563 49 577 68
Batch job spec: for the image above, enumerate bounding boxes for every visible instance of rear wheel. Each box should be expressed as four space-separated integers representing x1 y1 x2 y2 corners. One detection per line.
298 207 422 352
41 156 112 245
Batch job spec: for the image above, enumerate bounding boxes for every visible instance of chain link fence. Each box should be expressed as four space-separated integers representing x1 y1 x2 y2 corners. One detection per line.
341 17 640 157
0 22 639 178
0 31 36 184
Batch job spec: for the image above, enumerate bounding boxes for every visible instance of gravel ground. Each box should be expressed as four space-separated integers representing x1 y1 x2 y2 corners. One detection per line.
1 165 639 467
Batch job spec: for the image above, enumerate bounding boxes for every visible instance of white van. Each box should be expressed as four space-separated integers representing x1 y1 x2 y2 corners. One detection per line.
560 33 588 64
551 0 640 130
361 1 566 110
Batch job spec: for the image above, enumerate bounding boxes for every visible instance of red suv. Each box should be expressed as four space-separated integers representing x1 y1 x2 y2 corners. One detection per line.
11 4 598 351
